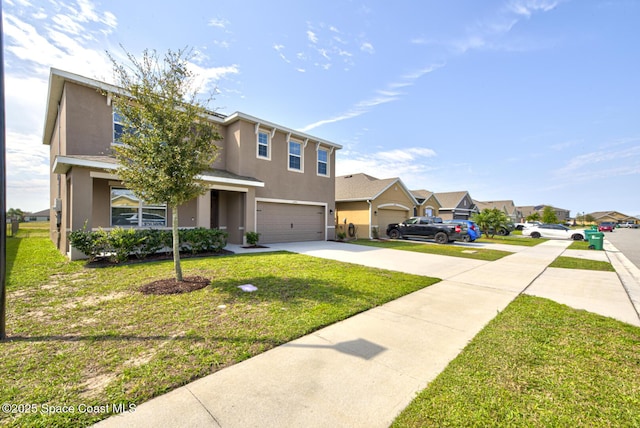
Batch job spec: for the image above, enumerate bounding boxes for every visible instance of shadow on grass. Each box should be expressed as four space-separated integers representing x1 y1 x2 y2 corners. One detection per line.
3 334 204 343
4 237 22 282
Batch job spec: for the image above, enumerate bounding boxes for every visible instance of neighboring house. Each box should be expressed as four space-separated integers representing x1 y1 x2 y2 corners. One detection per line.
43 68 341 257
411 190 441 217
518 205 571 222
24 209 51 222
433 191 477 220
588 211 638 224
335 173 417 239
474 200 522 223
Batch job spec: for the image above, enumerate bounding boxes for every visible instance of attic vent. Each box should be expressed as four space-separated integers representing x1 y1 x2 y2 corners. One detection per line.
345 175 353 178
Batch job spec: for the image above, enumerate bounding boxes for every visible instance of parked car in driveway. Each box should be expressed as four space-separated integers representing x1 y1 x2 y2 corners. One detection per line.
514 221 541 231
620 222 639 229
598 222 615 232
444 219 481 242
522 223 585 241
386 216 469 244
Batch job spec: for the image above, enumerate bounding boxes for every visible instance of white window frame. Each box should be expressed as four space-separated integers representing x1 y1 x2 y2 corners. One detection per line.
288 139 304 173
113 109 124 145
317 147 329 177
257 129 271 160
110 188 167 228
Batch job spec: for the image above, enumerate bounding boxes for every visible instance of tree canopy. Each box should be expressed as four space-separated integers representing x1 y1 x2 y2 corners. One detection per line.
108 47 222 280
472 208 510 238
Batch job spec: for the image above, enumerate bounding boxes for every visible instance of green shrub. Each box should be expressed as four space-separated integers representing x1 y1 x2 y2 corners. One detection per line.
108 227 145 263
245 231 260 246
69 227 227 262
132 229 167 259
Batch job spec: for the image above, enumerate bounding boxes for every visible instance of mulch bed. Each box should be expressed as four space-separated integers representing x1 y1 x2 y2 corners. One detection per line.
139 275 211 295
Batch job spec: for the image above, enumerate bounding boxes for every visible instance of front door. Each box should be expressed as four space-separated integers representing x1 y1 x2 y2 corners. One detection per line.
210 190 219 229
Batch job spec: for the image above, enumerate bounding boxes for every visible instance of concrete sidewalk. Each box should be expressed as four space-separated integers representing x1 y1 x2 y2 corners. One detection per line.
95 239 639 427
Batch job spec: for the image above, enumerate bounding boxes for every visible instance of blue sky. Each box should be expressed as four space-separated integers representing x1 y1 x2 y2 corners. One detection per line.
3 0 639 217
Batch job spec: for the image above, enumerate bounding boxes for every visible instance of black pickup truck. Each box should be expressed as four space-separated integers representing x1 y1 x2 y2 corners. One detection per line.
386 216 468 244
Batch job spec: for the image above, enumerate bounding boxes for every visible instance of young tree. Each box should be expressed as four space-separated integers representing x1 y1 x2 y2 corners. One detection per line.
542 206 558 224
472 208 510 239
7 208 24 222
108 48 222 281
526 212 541 222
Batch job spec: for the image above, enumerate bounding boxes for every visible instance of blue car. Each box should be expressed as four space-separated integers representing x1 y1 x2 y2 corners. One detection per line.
444 220 482 242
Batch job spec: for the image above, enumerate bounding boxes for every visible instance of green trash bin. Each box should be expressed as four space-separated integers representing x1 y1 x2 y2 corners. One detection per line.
590 225 598 231
588 232 604 250
584 229 596 242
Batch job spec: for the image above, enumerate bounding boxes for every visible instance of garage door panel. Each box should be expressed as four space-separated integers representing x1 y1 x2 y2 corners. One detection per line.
257 202 325 243
378 208 409 237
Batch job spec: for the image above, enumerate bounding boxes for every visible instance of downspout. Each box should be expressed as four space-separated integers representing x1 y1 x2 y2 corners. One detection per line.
367 199 373 239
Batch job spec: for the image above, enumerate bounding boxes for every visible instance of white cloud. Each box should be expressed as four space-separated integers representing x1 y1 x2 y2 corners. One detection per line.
188 63 240 92
301 62 443 132
360 42 374 54
208 18 229 29
336 147 439 184
307 30 318 44
508 0 560 17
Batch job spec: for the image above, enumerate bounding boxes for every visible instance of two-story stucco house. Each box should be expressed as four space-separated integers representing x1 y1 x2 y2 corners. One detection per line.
43 69 341 257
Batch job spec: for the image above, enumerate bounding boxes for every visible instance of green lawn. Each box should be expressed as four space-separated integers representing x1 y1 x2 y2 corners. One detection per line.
392 295 640 427
2 230 439 427
549 256 615 272
350 239 513 261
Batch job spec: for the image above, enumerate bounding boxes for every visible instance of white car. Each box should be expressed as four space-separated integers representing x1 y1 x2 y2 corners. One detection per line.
522 223 585 241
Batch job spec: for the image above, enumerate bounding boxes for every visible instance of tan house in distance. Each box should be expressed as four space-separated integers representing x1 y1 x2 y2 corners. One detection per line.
335 173 417 239
474 200 522 223
43 68 341 257
411 190 441 217
588 211 639 224
518 205 570 222
433 191 477 220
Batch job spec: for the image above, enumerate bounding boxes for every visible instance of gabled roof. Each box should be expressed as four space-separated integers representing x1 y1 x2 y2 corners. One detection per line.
27 209 51 217
433 191 471 209
410 189 441 207
336 173 418 205
588 211 632 220
474 200 517 213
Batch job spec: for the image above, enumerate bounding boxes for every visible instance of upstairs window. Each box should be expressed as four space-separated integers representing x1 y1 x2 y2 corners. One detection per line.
113 110 124 144
257 130 270 159
317 148 328 176
289 140 302 171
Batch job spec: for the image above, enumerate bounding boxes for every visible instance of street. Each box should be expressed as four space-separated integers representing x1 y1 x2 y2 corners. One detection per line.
604 228 640 270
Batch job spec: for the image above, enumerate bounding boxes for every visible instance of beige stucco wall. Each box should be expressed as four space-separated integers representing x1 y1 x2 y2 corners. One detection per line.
65 82 113 156
370 185 415 230
48 79 339 253
335 201 370 239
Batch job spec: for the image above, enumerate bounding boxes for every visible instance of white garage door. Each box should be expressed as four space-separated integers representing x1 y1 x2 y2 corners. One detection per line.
378 208 409 237
257 202 325 243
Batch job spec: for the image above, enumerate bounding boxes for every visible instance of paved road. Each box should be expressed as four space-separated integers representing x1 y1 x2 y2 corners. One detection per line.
604 228 640 269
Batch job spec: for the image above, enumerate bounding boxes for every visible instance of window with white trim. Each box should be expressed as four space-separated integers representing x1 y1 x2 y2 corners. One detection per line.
113 109 124 144
257 130 270 159
317 148 328 176
289 140 302 171
110 188 167 227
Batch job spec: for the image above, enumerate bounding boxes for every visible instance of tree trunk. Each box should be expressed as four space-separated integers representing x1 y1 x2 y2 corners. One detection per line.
172 206 183 281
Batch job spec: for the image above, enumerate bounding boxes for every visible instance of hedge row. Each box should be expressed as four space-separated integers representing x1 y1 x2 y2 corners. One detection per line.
69 227 228 263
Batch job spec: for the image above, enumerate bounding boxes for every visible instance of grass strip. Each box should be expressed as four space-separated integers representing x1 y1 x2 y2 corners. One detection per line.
393 295 640 427
350 239 512 261
549 256 615 272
